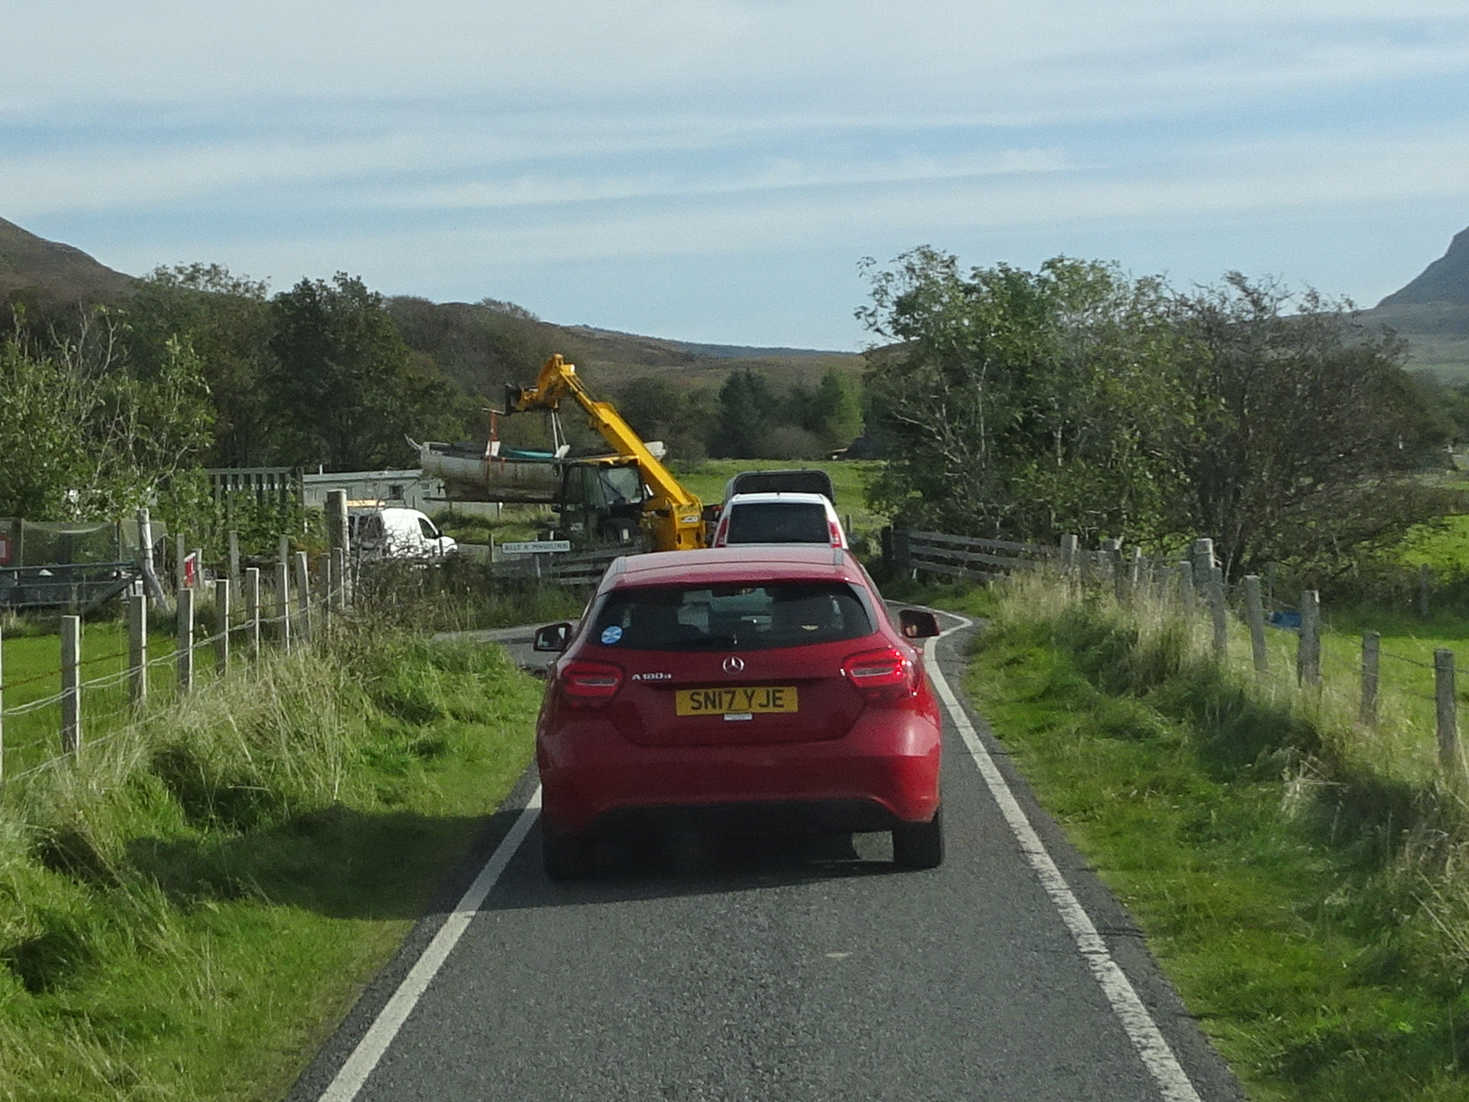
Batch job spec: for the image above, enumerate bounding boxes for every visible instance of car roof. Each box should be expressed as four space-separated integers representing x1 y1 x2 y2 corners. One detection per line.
722 491 835 508
601 546 863 592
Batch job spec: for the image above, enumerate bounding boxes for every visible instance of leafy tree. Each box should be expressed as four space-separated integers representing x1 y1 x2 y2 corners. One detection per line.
268 274 463 470
128 263 278 466
790 369 863 452
760 424 825 460
610 377 715 461
857 248 1187 541
857 248 1452 578
0 308 213 519
0 336 89 517
1168 274 1450 578
613 376 683 440
712 369 781 458
386 296 544 399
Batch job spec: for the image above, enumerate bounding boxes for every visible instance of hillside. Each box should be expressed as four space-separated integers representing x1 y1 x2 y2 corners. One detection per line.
0 215 859 399
10 211 1469 387
1378 227 1469 308
0 217 138 307
1362 225 1469 380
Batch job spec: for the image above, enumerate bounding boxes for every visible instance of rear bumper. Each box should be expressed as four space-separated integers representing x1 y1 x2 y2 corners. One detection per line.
537 709 942 835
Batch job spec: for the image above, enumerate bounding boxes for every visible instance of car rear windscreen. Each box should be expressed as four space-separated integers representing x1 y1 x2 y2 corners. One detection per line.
590 581 873 651
725 502 828 544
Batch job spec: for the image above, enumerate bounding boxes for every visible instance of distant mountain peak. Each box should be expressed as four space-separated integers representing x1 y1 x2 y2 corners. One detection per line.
1378 225 1469 307
0 215 137 305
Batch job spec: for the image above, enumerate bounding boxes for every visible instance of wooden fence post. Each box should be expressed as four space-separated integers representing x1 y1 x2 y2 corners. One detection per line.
1192 537 1215 583
294 551 311 644
275 560 290 654
1061 534 1078 574
893 528 912 576
245 567 261 662
327 489 351 605
318 553 332 633
1360 632 1379 727
128 590 147 705
1436 649 1459 777
1297 589 1321 686
177 587 194 694
61 615 80 757
215 578 231 672
1128 546 1144 598
1243 575 1268 675
228 530 241 588
1207 566 1227 658
1 625 6 783
1176 561 1194 607
332 548 347 612
1102 538 1124 600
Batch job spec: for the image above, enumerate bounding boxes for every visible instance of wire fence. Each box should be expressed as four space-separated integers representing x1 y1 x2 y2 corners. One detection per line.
893 527 1469 785
0 552 349 786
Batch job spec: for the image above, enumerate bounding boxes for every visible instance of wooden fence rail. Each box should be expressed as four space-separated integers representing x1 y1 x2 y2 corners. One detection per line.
889 524 1466 784
890 527 1055 580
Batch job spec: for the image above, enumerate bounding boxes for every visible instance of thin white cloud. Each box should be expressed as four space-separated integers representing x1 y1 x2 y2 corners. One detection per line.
85 126 1465 285
5 2 1468 117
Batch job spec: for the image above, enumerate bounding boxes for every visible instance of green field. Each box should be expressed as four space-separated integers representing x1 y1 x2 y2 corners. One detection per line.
1 619 207 779
669 458 888 536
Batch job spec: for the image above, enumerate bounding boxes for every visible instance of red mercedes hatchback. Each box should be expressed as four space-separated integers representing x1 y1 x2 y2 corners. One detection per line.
531 546 944 878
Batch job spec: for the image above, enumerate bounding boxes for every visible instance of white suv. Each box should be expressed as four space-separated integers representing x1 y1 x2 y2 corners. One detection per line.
710 491 848 548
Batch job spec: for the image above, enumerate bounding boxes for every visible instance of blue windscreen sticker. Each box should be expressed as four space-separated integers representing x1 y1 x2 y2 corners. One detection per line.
601 625 624 645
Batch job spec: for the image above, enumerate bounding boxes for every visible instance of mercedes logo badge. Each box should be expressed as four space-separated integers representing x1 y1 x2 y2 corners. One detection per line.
722 656 745 674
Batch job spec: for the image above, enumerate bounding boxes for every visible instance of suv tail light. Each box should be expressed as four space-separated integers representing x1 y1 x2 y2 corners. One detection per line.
842 647 918 701
560 660 623 707
829 519 843 547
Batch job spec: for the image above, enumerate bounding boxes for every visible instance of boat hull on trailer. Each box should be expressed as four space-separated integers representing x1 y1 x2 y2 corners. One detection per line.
413 440 564 503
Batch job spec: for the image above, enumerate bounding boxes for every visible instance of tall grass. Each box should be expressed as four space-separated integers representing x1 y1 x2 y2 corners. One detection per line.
973 570 1469 1097
0 613 544 1100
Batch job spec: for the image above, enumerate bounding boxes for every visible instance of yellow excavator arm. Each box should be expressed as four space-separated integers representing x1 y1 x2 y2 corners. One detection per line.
505 354 707 550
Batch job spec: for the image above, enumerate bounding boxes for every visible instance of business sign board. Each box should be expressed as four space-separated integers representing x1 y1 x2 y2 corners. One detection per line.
500 540 572 555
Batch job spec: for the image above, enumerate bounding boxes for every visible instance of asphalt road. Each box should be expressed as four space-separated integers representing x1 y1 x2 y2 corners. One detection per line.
295 613 1243 1101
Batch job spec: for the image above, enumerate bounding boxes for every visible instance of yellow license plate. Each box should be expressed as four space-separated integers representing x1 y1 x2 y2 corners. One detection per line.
675 686 799 716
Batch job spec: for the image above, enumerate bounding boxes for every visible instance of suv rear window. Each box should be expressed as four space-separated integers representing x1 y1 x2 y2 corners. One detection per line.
590 581 872 652
725 502 828 544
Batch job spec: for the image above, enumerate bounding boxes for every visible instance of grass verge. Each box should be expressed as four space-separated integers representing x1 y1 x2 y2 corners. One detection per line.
0 623 543 1101
951 574 1469 1101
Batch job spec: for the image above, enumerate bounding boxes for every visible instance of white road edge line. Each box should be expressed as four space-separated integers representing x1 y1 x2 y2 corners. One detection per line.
319 789 542 1102
921 608 1203 1102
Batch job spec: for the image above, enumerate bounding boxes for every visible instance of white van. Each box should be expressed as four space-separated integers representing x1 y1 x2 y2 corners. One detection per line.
347 507 458 561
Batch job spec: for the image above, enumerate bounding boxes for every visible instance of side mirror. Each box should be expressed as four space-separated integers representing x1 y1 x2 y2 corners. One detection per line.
533 622 573 652
898 608 941 639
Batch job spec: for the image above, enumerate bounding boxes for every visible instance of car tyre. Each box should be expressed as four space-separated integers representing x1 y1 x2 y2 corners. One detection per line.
892 806 943 869
542 820 591 881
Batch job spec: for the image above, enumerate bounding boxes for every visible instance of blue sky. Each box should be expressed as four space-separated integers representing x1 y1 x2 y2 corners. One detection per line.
4 1 1467 350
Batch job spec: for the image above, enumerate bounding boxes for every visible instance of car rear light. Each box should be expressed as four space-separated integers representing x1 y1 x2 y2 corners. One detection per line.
712 516 729 546
842 647 918 701
560 660 623 707
829 519 843 546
